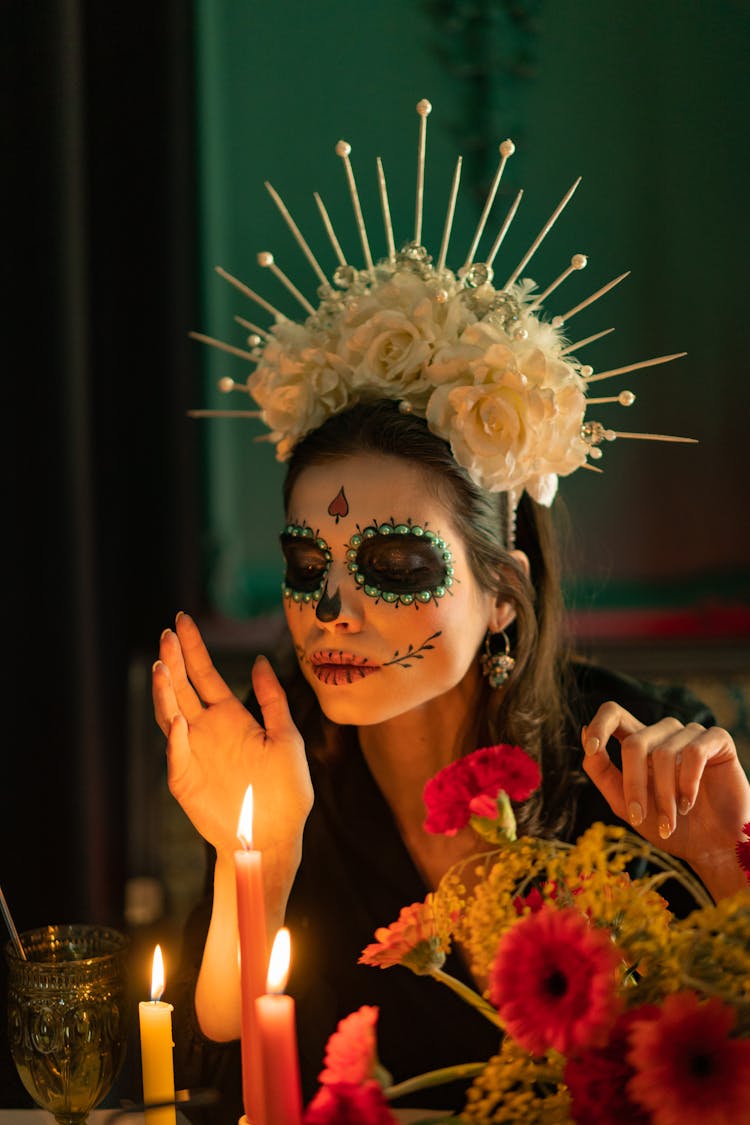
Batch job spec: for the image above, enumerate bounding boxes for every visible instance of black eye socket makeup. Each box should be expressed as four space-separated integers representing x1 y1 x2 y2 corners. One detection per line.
280 525 332 602
346 522 454 606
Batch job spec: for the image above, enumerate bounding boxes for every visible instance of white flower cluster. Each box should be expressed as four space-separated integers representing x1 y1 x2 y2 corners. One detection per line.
246 261 590 505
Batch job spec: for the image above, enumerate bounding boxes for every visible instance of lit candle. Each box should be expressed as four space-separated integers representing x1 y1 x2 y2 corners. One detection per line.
255 929 302 1125
235 785 267 1125
138 945 176 1125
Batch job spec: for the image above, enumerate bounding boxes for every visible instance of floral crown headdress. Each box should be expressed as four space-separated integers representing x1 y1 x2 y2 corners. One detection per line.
190 99 694 532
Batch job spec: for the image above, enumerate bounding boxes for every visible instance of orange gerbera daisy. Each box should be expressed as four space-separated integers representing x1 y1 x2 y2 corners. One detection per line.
359 895 446 974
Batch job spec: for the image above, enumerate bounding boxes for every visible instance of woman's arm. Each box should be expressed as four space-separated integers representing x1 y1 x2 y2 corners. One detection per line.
152 612 313 1040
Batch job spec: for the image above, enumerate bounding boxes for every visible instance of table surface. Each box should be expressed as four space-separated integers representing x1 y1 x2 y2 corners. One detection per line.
0 1113 440 1123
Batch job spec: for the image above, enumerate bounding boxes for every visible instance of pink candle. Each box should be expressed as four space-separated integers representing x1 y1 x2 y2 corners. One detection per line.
235 786 267 1125
255 929 302 1125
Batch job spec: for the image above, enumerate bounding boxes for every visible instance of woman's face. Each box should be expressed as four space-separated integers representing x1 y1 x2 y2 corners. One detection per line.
281 452 500 727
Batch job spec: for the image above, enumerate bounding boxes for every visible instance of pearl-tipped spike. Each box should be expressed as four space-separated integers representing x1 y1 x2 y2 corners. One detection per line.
215 266 288 322
234 316 270 340
463 139 516 271
485 189 523 269
437 156 462 273
188 409 262 419
554 272 629 326
376 157 396 262
609 431 698 444
528 254 587 312
586 390 636 406
560 327 614 356
188 332 259 362
217 376 252 394
257 251 316 316
415 99 432 245
503 177 581 290
264 182 329 287
585 352 687 384
314 192 347 267
336 140 374 275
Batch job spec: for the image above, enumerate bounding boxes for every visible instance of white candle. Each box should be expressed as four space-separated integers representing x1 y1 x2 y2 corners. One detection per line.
138 945 176 1125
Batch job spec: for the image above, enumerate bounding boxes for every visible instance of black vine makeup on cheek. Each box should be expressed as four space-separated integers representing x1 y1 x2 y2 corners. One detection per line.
280 524 332 603
346 521 454 606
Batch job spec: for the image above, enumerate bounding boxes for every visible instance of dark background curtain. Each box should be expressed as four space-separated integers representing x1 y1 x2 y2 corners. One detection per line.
4 0 200 936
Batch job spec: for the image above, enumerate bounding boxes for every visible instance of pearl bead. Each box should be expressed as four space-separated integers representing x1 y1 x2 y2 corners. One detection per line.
619 390 636 406
500 139 515 157
581 365 593 377
571 253 587 270
257 251 274 267
217 377 235 393
417 99 432 116
335 140 351 157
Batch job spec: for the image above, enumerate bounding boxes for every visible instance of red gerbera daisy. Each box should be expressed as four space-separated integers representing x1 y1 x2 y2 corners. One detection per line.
423 744 541 836
737 820 750 882
564 1006 658 1125
489 906 622 1056
359 896 446 974
303 1080 398 1125
627 990 750 1125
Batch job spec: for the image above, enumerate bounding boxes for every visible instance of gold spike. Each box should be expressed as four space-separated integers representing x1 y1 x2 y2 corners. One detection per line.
504 177 581 290
485 189 523 269
215 266 287 322
376 157 396 262
188 332 257 362
437 156 462 273
314 192 347 267
234 316 270 339
560 328 614 355
265 182 329 287
585 352 687 384
555 272 629 324
188 409 263 419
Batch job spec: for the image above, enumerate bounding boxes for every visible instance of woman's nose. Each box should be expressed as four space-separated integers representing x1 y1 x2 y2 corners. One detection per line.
315 563 362 631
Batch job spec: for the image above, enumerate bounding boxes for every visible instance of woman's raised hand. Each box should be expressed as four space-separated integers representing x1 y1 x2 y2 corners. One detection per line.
582 702 750 899
152 612 313 862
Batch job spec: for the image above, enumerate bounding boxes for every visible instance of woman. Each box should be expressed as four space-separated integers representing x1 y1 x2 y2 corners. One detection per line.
152 101 749 1118
152 401 749 1120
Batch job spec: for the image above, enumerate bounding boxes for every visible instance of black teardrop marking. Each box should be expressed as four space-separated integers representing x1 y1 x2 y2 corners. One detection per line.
315 580 342 623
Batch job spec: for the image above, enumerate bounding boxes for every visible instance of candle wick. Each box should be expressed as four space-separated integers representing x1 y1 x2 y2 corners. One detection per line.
237 833 253 851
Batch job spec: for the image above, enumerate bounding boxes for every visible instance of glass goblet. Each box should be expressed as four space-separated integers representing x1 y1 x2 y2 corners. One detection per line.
5 923 129 1124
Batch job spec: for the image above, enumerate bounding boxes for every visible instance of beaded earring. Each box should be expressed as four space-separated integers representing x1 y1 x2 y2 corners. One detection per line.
480 630 516 689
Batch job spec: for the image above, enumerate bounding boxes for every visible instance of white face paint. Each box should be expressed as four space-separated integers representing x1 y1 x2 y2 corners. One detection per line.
281 452 498 727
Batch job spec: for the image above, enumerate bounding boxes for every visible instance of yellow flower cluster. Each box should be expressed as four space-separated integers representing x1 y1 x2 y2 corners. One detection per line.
462 1038 570 1124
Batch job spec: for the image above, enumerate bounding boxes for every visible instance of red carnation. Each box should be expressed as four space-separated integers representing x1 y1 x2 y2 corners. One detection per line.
423 744 540 836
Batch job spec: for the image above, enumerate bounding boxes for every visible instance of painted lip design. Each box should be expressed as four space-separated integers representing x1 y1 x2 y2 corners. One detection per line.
309 650 379 686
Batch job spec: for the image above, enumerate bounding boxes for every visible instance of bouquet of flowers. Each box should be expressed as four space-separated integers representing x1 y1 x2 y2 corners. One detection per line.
303 746 750 1125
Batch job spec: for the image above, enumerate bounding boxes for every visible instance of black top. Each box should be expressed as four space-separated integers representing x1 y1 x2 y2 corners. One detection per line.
171 662 714 1124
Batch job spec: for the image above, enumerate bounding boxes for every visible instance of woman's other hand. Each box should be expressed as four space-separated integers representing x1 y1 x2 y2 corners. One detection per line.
582 701 750 900
152 612 313 862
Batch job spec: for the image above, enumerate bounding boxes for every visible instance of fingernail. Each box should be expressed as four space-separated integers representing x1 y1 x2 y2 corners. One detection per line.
584 735 600 756
658 817 673 840
628 801 643 827
160 627 172 641
678 796 692 816
152 659 164 673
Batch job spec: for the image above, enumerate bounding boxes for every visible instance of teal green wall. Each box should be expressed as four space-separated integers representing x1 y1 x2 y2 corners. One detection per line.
193 0 749 620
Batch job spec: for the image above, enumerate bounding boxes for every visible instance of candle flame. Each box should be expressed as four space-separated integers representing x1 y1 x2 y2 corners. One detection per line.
237 785 254 850
266 927 291 994
150 944 165 1001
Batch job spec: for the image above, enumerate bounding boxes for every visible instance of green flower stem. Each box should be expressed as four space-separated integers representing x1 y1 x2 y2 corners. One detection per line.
384 1061 486 1101
430 968 502 1027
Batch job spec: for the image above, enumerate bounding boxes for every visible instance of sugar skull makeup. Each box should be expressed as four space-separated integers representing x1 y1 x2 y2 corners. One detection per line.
280 453 499 728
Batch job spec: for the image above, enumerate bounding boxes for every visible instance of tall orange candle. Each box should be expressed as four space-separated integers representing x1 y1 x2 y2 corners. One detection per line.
235 785 267 1125
255 929 302 1125
138 945 176 1125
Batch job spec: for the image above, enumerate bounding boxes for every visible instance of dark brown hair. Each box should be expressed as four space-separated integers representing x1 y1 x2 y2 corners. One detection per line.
281 399 581 836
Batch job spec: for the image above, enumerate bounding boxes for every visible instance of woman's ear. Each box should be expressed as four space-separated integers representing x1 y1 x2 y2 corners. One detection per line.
488 549 530 633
